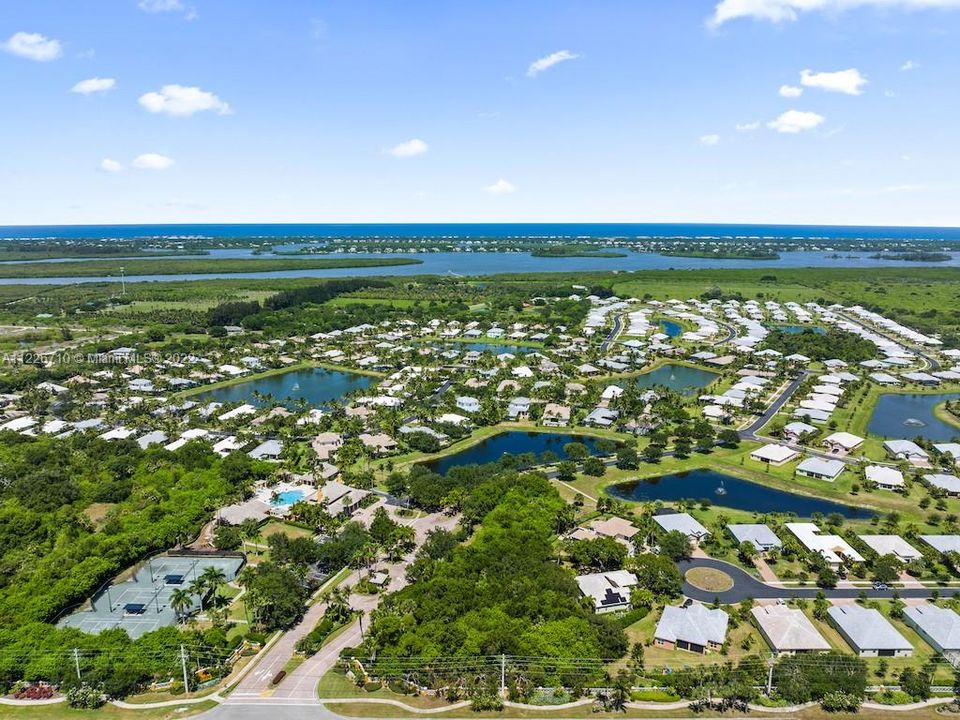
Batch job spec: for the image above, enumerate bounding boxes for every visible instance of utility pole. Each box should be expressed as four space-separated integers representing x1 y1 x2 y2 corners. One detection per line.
73 648 82 681
358 611 365 641
180 645 190 693
766 653 774 696
500 654 506 695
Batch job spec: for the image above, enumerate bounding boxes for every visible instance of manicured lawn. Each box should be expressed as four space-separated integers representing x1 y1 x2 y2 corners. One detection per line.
685 567 733 592
258 519 315 542
0 701 218 720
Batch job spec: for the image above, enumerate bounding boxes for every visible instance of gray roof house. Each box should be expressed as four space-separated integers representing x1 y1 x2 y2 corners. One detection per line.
925 473 960 496
655 603 729 654
751 605 830 656
920 535 960 554
727 524 782 552
796 457 845 481
902 605 960 654
827 605 913 657
653 512 710 543
248 439 283 461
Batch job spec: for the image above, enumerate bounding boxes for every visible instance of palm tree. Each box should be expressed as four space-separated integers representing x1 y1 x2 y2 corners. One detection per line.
189 578 207 611
200 566 228 596
170 588 194 623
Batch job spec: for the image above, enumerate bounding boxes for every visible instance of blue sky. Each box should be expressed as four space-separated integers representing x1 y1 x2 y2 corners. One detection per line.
1 0 959 226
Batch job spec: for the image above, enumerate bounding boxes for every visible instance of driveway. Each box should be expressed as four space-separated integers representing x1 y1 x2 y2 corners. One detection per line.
226 509 458 705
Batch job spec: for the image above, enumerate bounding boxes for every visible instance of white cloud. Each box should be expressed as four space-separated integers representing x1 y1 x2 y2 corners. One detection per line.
139 0 182 11
71 77 116 95
386 139 429 158
700 134 721 146
779 84 803 98
484 179 516 195
767 110 825 133
527 50 580 77
901 59 919 71
132 153 175 170
735 121 761 131
99 158 123 173
709 0 960 27
1 32 62 62
139 85 231 117
800 68 867 95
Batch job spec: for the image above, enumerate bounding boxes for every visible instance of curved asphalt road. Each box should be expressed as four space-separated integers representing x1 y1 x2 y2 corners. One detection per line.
680 557 943 603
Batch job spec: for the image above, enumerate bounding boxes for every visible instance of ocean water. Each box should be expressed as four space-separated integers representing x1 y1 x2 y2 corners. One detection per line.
3 222 960 240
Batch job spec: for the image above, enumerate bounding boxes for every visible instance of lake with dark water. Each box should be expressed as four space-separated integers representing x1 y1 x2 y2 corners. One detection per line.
867 393 960 442
608 469 873 518
618 363 718 395
424 431 608 475
195 367 374 408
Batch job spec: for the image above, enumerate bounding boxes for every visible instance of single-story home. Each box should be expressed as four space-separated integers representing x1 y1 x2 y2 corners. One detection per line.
884 440 929 464
727 524 782 552
785 523 864 569
903 605 960 654
752 605 830 656
920 535 960 554
858 535 922 562
750 444 800 466
653 512 710 544
541 403 571 427
575 570 638 613
795 457 845 481
865 465 905 490
822 432 864 454
827 605 913 657
591 516 640 543
654 603 729 654
925 473 960 496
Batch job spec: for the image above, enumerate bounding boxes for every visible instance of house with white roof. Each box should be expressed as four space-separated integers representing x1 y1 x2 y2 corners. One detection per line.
858 535 922 562
865 465 905 490
822 432 864 455
785 522 864 569
752 605 830 656
213 435 244 456
750 444 799 466
575 570 638 613
654 603 729 654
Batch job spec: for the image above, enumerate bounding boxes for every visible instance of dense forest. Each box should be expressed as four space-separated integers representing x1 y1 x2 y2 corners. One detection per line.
365 471 627 672
761 328 878 362
0 434 264 625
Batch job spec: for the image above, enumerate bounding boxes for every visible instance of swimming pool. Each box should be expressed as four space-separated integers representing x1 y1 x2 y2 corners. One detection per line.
271 489 305 506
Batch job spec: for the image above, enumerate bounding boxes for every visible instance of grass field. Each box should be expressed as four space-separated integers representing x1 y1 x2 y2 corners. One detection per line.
0 256 422 278
0 701 217 720
685 567 734 592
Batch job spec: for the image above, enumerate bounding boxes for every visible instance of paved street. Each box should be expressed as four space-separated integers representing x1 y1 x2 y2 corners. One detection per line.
680 557 942 603
226 507 458 706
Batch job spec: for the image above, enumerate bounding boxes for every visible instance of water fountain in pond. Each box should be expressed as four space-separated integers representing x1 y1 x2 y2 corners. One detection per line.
903 418 927 428
715 478 728 496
